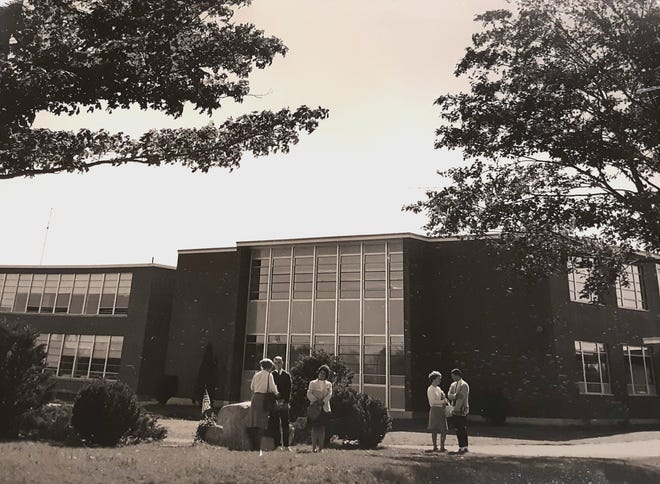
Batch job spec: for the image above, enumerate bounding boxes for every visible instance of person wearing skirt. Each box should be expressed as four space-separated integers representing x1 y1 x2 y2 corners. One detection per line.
306 364 333 453
427 370 448 452
248 358 279 455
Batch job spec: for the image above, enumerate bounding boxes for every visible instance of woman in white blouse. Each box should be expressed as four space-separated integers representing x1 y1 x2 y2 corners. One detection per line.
306 364 333 453
427 370 448 452
248 358 279 455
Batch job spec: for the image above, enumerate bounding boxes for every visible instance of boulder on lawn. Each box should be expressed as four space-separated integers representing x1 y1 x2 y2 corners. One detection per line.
203 425 224 445
216 401 252 450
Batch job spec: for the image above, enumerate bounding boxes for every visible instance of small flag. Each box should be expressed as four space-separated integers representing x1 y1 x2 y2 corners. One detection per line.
201 388 212 416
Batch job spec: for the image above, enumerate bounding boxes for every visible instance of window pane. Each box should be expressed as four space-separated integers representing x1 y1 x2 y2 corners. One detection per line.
99 274 118 314
270 258 291 300
290 335 311 366
243 335 265 370
74 336 94 378
390 299 404 334
105 336 124 380
363 242 385 254
0 274 18 312
293 257 313 299
363 300 385 334
314 300 335 334
46 334 63 373
272 247 292 258
338 335 359 374
26 274 45 312
390 336 405 376
55 274 73 313
40 274 60 313
266 334 287 362
90 336 109 379
114 273 132 314
340 255 360 299
340 245 360 255
338 300 359 334
246 301 267 333
267 301 289 333
364 336 386 384
388 240 403 253
316 245 337 256
315 255 337 299
69 274 89 314
363 385 386 403
13 274 32 312
249 258 269 300
390 386 405 410
58 334 78 377
294 246 314 256
291 300 312 333
314 335 335 355
84 274 103 315
616 265 645 310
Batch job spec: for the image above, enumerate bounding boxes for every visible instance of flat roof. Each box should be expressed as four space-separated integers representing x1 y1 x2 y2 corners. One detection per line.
177 232 453 254
0 263 176 270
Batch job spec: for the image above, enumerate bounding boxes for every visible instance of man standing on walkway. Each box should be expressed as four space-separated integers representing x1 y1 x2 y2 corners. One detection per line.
270 356 292 450
448 368 470 453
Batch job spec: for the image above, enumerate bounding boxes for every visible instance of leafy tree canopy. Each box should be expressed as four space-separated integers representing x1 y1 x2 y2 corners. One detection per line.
0 0 328 179
408 0 660 298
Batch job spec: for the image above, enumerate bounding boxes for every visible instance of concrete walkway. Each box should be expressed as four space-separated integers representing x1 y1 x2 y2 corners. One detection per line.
159 419 660 459
386 432 660 459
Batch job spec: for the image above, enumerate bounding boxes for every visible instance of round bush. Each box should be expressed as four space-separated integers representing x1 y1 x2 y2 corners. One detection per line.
326 388 392 449
20 404 74 442
72 380 140 446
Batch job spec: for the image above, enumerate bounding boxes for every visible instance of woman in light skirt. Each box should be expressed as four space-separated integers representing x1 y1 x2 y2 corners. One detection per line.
307 364 333 453
248 358 279 455
427 370 448 452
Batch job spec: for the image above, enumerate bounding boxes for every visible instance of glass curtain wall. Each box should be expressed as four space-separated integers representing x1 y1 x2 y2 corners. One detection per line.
242 240 405 410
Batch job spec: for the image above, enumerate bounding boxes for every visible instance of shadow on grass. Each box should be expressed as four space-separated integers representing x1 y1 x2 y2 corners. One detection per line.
392 418 660 442
375 453 660 483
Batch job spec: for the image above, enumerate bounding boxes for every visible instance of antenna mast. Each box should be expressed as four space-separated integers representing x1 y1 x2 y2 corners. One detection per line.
39 208 53 265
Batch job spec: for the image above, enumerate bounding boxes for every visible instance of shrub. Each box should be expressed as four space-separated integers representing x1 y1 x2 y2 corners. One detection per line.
72 380 140 446
327 388 392 449
124 408 167 444
0 322 51 438
194 415 217 444
20 404 75 442
155 375 178 406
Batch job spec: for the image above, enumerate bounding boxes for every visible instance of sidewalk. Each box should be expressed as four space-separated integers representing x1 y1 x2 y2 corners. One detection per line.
385 431 660 459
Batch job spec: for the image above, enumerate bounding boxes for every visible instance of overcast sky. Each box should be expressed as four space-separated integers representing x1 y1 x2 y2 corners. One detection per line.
0 0 508 267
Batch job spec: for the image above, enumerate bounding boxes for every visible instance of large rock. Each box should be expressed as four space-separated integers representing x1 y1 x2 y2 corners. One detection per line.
216 401 253 450
215 401 298 451
203 425 224 445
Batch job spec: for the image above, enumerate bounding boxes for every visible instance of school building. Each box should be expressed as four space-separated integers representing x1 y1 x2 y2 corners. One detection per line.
1 233 659 422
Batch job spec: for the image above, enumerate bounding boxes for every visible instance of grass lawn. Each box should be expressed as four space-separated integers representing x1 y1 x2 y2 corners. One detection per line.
1 440 659 484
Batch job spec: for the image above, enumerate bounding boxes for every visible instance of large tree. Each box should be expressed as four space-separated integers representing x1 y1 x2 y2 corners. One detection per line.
0 0 328 179
408 0 660 297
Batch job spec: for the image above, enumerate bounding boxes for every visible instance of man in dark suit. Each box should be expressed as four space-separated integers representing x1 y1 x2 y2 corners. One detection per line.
270 355 292 450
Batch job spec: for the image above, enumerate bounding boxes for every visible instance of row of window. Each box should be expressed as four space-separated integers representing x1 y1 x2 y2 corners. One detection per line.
243 333 406 409
0 273 132 316
36 333 124 381
249 242 404 301
575 340 656 396
568 263 653 310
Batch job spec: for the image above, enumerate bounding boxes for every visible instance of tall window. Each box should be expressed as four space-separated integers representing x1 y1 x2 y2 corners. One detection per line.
0 274 18 312
26 274 45 312
293 256 313 299
339 250 360 298
271 257 291 300
575 341 611 394
616 265 646 310
364 254 386 299
99 274 119 314
315 251 337 299
623 345 656 396
40 274 60 313
55 275 73 313
13 274 32 312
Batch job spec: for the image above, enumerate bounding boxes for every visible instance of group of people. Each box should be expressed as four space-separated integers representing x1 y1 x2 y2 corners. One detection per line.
247 358 470 456
247 356 333 455
427 368 470 454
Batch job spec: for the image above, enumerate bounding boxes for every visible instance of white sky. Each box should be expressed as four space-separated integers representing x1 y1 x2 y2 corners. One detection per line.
0 0 507 266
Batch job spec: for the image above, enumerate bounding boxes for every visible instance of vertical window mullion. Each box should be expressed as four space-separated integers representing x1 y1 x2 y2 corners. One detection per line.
627 347 635 395
285 247 294 368
307 245 318 367
262 248 272 360
87 335 95 379
56 334 64 376
384 244 390 408
112 273 120 314
580 344 587 393
642 347 649 394
102 336 111 378
333 244 339 356
359 243 364 392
